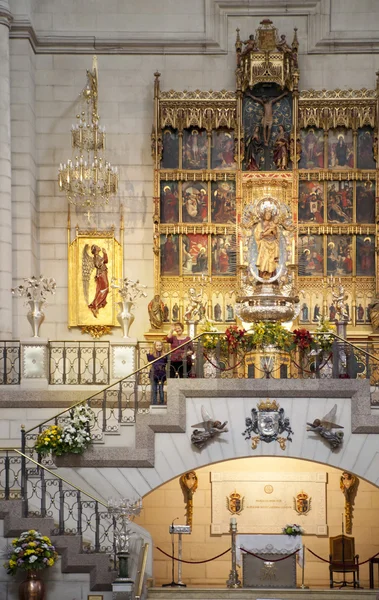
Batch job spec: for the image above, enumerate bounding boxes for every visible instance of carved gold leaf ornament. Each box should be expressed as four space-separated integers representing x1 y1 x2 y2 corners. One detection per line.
81 325 112 338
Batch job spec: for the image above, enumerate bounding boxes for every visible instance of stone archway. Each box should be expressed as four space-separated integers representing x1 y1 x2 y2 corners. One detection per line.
138 454 379 589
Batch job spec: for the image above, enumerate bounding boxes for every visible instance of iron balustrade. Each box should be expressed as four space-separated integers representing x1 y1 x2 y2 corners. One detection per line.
0 341 20 385
0 449 119 565
48 340 110 385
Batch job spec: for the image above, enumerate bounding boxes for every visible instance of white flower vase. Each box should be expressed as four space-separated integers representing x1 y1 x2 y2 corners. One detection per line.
203 350 219 378
27 300 45 338
117 300 135 338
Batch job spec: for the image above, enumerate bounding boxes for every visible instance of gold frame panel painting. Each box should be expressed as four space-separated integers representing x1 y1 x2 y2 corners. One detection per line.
68 227 123 328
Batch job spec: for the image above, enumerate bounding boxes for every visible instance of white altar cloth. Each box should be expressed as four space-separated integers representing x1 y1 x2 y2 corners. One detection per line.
236 534 303 567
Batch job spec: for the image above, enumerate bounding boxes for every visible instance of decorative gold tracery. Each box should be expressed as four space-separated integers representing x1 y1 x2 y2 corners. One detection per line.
149 23 379 337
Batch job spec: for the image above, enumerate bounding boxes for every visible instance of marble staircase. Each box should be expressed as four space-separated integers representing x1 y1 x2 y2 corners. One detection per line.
0 499 116 591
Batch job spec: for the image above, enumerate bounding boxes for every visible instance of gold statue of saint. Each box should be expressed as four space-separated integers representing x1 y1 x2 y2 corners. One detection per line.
254 208 279 278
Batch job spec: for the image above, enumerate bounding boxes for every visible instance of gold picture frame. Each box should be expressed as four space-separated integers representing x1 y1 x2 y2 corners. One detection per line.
68 224 123 329
88 595 103 600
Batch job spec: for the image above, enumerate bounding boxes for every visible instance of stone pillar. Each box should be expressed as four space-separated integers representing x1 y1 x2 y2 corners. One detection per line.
0 1 12 339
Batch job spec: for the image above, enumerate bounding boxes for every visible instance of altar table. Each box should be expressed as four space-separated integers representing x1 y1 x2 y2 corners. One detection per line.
236 534 303 589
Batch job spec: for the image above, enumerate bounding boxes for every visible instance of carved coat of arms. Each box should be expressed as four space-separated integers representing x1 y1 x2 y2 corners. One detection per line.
242 399 293 450
294 491 312 515
226 491 245 515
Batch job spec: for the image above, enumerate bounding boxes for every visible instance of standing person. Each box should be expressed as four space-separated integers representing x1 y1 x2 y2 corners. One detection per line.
166 322 194 378
147 341 167 405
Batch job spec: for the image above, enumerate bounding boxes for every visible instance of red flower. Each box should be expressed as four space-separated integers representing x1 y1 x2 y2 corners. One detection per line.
293 328 313 351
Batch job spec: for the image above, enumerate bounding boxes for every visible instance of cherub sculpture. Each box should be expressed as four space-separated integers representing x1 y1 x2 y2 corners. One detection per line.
191 406 228 450
307 404 344 450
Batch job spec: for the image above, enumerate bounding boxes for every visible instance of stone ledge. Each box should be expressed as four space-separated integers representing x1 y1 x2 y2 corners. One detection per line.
52 379 377 468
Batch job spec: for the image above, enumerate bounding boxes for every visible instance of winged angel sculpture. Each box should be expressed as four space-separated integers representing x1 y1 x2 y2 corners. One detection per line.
82 244 109 317
307 404 344 450
191 406 228 450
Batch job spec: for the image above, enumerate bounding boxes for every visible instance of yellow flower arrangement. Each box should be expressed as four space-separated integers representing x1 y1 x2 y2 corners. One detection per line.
4 530 58 575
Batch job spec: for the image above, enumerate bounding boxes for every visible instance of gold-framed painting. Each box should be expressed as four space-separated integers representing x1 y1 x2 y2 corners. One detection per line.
68 227 123 329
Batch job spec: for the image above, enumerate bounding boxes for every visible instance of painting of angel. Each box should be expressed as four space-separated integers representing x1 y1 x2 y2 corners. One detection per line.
160 181 179 223
357 127 376 170
160 234 179 276
211 234 236 276
328 128 354 168
161 128 179 169
182 234 208 276
182 128 208 170
182 182 208 223
298 235 324 277
356 180 375 223
298 182 324 223
68 231 123 329
356 235 375 276
327 235 352 276
82 244 109 318
211 130 236 169
211 181 236 223
299 128 324 169
327 181 353 223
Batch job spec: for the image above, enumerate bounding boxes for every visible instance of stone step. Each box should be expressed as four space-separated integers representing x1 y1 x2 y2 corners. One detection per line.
0 499 116 591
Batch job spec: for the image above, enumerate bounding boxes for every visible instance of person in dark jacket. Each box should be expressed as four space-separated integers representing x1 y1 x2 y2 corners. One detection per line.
147 341 167 405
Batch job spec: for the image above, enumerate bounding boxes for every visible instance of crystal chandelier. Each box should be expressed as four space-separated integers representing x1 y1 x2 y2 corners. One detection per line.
58 56 118 212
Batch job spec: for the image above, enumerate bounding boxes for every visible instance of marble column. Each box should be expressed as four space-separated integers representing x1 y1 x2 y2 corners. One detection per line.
0 1 12 339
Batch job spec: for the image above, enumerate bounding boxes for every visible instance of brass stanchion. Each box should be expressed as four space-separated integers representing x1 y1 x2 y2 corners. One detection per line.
226 518 241 588
300 544 309 589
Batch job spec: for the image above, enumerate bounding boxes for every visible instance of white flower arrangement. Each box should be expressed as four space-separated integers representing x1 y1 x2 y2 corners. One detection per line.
34 404 94 456
111 277 148 302
282 524 304 536
12 275 56 303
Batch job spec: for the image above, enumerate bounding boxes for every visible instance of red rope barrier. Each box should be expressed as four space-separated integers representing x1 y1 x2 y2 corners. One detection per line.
290 353 332 375
156 546 231 564
203 352 244 372
241 546 300 562
307 547 379 566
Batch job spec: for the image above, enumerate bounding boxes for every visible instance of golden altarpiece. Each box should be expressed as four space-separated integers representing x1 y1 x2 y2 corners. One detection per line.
151 19 379 341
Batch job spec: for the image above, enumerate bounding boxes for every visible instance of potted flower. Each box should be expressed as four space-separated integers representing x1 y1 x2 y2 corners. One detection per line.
314 316 335 354
11 275 56 338
248 321 293 353
34 404 94 457
4 529 58 600
282 524 304 536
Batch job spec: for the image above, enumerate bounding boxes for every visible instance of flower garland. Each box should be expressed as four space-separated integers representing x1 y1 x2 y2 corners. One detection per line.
4 530 58 575
34 404 94 456
282 524 304 536
199 319 335 358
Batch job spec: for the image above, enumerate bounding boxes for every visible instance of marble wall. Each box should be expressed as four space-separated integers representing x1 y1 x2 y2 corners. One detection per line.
5 0 379 340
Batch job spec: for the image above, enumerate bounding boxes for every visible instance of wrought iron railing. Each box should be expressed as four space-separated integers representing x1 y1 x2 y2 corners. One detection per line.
0 340 20 385
0 449 117 562
48 340 110 385
21 332 379 461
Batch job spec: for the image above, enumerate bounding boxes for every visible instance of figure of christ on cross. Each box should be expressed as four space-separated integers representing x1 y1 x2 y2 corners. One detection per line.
247 89 288 146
